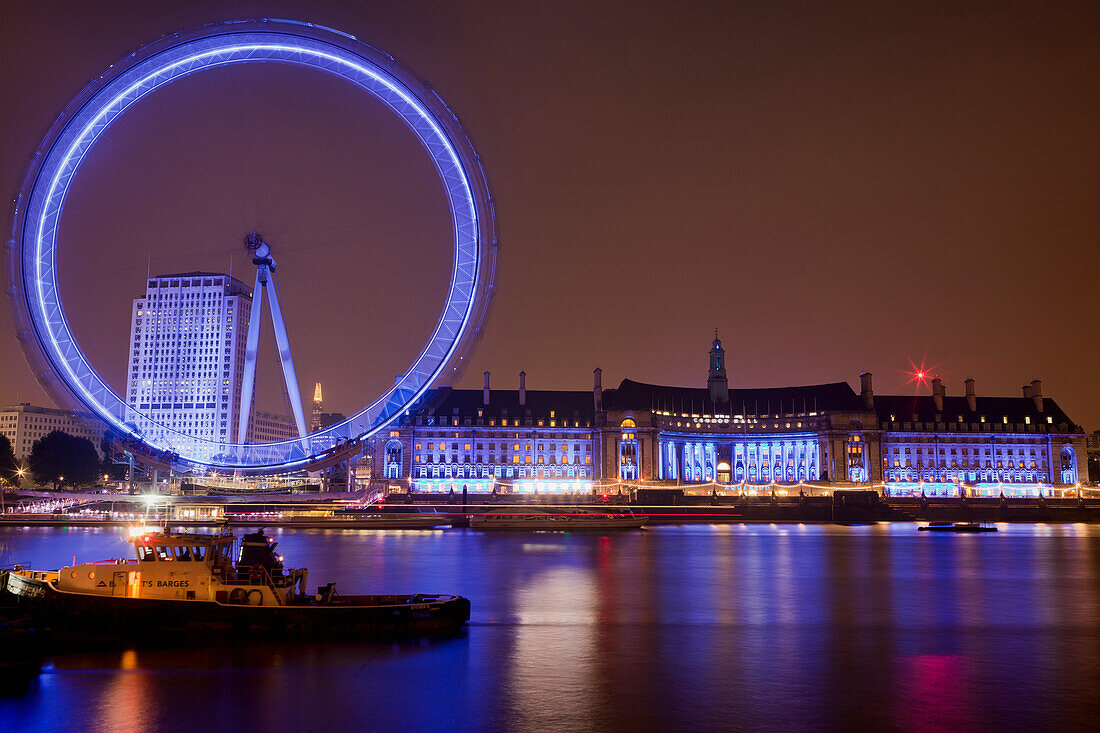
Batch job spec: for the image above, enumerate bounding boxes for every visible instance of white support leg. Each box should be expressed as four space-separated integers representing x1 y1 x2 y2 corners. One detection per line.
236 268 266 444
265 272 308 438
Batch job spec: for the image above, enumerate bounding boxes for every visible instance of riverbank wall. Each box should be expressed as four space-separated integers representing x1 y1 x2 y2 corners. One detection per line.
3 491 1098 527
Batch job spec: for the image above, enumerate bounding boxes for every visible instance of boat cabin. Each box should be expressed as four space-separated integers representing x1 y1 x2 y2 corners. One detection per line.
51 528 307 606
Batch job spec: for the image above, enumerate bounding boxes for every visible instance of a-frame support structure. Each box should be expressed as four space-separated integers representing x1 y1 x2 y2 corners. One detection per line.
237 231 308 443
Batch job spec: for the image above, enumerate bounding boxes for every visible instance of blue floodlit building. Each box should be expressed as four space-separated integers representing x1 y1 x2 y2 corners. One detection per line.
124 273 252 461
367 335 1087 496
376 371 598 494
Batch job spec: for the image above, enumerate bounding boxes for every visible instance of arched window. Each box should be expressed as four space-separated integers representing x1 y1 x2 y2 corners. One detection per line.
384 440 403 479
1060 447 1078 484
620 418 639 480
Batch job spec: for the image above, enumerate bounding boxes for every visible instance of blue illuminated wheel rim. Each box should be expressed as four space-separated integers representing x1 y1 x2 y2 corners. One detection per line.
6 19 497 472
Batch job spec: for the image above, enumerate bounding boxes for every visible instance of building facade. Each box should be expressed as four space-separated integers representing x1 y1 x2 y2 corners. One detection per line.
367 336 1087 497
0 403 106 460
373 371 598 493
873 378 1080 496
251 410 298 444
124 273 251 461
1087 430 1100 483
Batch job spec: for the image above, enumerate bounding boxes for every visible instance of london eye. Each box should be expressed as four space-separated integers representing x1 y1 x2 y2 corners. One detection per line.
5 19 498 474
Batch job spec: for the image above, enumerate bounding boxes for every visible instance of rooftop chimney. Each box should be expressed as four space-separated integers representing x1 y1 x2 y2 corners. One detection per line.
964 378 976 412
859 371 874 410
519 371 526 406
932 377 943 413
483 371 491 406
1030 379 1043 412
1022 384 1032 399
593 367 603 413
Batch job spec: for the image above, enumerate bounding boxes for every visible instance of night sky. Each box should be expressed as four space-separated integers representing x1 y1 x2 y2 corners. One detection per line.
1 1 1098 428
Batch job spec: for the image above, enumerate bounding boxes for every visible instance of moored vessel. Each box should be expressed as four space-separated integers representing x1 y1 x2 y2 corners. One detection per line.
918 521 998 533
469 506 647 530
1 527 469 637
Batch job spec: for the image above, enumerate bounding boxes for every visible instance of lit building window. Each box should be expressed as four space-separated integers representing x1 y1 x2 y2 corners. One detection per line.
619 418 638 480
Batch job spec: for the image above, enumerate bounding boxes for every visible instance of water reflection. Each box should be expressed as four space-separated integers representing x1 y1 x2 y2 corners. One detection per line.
2 525 1100 731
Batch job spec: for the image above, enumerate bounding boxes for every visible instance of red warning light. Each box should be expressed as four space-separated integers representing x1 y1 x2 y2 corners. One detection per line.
903 359 940 392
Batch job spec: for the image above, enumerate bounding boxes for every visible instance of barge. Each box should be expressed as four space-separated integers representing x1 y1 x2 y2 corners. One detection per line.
1 528 469 637
470 506 647 530
918 521 998 533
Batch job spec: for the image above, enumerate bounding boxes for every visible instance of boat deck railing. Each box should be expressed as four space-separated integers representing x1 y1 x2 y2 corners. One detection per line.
220 567 300 589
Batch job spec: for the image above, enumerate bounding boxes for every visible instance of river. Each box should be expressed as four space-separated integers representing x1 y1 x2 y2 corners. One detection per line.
2 523 1099 731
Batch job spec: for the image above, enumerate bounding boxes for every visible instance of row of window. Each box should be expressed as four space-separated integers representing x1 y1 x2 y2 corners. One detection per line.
888 446 1047 456
410 418 592 428
890 458 1041 468
413 465 593 479
418 442 590 452
884 469 1052 483
415 431 592 440
886 414 1055 426
415 454 593 465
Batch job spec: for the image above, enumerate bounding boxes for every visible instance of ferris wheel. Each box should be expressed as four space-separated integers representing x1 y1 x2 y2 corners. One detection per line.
5 19 498 474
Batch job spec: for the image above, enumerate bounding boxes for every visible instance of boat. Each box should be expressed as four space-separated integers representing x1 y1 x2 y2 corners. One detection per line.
918 521 998 533
469 506 647 530
0 528 469 637
322 503 453 529
219 503 451 529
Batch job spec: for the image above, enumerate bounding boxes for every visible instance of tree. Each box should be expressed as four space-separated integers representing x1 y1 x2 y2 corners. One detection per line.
28 430 100 490
0 434 17 485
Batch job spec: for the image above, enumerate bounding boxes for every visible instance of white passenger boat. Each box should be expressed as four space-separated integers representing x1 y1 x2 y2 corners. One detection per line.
469 506 646 530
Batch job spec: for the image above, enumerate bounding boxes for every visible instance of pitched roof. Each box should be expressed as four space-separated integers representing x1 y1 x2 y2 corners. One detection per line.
405 387 595 420
603 378 864 414
872 394 1079 429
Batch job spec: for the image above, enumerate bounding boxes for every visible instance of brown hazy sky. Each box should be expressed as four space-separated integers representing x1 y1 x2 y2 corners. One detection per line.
2 1 1098 427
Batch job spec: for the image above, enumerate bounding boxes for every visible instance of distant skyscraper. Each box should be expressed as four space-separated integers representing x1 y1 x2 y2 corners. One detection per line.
125 273 251 460
252 410 298 443
311 382 323 432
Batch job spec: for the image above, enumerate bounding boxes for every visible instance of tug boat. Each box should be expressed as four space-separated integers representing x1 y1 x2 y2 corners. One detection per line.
469 506 647 530
0 528 469 637
918 521 998 533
